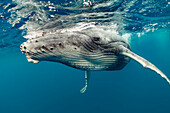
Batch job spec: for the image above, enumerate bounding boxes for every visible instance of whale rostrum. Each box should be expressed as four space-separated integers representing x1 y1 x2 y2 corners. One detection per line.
20 28 170 93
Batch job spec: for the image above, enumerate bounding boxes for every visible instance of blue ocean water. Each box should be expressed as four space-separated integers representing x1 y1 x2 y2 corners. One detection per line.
0 0 170 113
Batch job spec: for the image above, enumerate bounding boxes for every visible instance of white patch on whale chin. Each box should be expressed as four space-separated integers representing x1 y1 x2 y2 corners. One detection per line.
26 56 39 63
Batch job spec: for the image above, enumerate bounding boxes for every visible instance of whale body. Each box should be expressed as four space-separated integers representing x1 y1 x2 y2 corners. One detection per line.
20 28 170 93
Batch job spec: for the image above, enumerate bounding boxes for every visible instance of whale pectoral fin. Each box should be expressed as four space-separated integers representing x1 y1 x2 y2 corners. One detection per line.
80 71 90 93
121 46 170 84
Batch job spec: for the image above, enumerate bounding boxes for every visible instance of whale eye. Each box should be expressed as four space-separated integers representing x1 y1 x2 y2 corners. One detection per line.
93 37 100 41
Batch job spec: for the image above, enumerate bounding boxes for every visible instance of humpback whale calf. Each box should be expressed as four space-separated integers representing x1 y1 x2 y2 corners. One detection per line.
20 28 170 93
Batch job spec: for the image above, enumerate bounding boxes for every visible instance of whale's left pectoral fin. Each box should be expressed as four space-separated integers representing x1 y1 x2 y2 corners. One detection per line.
120 46 170 84
80 71 91 93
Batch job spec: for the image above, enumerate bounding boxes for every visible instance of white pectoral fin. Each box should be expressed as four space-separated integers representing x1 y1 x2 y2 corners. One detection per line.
80 71 90 93
121 46 170 84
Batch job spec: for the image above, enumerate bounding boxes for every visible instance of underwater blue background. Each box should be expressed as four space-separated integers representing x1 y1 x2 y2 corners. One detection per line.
0 0 170 113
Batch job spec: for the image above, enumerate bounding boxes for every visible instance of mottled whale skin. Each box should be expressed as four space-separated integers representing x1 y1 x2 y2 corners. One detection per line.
20 28 131 71
20 28 170 93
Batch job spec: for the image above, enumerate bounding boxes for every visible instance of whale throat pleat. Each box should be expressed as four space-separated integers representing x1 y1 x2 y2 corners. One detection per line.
59 51 127 70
